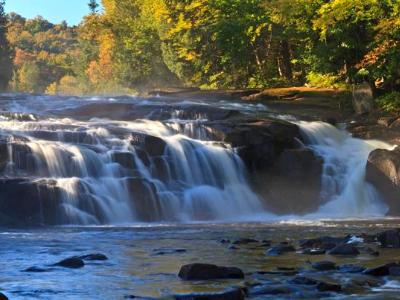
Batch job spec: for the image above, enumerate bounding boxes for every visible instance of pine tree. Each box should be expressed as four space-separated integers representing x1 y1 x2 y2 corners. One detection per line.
88 0 99 14
0 0 12 90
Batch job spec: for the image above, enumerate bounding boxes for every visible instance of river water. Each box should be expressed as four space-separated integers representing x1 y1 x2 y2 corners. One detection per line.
0 93 399 299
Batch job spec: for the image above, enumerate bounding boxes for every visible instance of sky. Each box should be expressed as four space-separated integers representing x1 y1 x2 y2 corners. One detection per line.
4 0 98 26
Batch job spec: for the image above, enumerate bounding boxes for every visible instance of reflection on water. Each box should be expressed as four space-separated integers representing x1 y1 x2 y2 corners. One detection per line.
1 221 400 299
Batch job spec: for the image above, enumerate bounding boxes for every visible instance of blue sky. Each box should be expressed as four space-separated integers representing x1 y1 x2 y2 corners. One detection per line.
4 0 99 26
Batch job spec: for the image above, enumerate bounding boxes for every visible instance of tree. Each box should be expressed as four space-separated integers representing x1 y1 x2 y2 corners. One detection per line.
88 0 99 14
0 0 13 90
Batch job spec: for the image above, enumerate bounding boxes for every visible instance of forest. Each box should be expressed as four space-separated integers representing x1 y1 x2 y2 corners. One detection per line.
0 0 399 107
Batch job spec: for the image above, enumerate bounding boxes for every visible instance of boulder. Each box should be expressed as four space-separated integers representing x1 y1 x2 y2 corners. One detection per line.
178 263 244 280
0 178 62 226
366 148 400 215
0 293 8 300
364 263 400 276
377 229 400 248
174 288 246 300
352 82 374 114
54 257 85 268
232 238 259 245
328 244 360 256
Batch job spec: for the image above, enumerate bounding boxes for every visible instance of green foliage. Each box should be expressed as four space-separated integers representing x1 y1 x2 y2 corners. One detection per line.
306 72 346 89
3 0 400 94
376 92 400 113
0 0 12 90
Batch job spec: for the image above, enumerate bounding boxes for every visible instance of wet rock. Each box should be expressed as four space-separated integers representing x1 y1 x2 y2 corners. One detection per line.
178 263 244 280
316 281 342 292
111 152 136 169
366 148 400 215
312 261 337 271
339 264 365 273
249 285 294 296
363 263 400 276
228 245 239 250
54 257 85 269
352 82 374 114
365 247 380 256
299 236 349 250
377 229 400 248
389 266 400 276
0 293 8 300
130 133 167 157
24 266 52 273
266 244 296 256
152 248 186 255
350 275 384 287
219 239 231 244
0 178 62 226
301 248 326 255
289 276 318 285
174 288 246 300
328 244 360 256
232 238 259 245
79 253 108 261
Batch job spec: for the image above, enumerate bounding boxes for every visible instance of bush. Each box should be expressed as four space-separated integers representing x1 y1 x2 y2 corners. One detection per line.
306 72 346 89
376 92 400 113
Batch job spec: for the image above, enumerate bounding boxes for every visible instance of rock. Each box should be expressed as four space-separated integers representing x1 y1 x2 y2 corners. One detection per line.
79 253 108 261
178 263 244 280
24 266 51 273
365 247 380 256
339 264 365 273
316 282 342 292
0 178 62 226
219 239 231 244
130 133 167 157
312 261 337 271
389 266 400 276
0 293 8 300
363 263 400 276
174 288 246 300
377 229 400 248
249 285 294 296
328 244 360 256
152 248 186 255
301 248 326 255
54 257 85 269
352 82 374 114
289 276 318 285
232 238 259 245
378 116 397 127
366 148 400 215
111 152 136 169
299 236 350 250
266 244 296 256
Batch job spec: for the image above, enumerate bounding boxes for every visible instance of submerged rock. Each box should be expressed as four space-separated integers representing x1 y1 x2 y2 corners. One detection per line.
339 264 365 273
232 238 259 245
328 244 360 256
249 285 294 296
174 288 246 300
312 261 337 271
316 281 342 292
299 236 350 251
266 244 296 256
79 253 108 261
289 276 318 285
24 266 52 273
301 248 326 255
178 263 244 280
54 257 85 269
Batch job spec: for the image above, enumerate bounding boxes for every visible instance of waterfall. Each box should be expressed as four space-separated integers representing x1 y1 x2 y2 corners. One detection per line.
298 121 394 218
0 113 264 224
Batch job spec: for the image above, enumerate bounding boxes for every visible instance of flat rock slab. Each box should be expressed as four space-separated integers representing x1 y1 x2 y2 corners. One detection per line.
178 263 244 280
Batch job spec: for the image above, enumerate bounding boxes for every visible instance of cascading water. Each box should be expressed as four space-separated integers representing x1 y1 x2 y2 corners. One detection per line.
298 121 395 218
0 98 265 224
